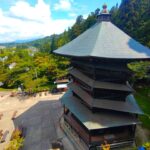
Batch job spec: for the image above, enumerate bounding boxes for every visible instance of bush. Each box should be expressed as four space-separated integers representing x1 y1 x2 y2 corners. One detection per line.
10 128 21 140
5 138 24 150
143 142 150 150
5 128 24 150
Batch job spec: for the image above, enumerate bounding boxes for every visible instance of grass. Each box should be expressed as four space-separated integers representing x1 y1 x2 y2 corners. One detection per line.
0 88 15 91
135 86 150 129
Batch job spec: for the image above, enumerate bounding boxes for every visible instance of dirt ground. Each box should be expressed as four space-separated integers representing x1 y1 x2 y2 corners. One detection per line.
0 91 76 150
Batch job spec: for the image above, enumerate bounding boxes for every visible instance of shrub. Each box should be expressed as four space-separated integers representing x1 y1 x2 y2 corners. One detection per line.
5 138 24 150
143 142 150 150
11 128 21 140
5 128 24 150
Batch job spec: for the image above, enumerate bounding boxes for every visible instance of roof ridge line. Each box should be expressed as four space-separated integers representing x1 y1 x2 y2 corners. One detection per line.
91 22 103 56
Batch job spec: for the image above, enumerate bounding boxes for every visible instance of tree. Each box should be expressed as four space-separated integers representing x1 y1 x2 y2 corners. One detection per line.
5 129 24 150
76 15 84 24
128 61 150 80
50 34 57 52
94 8 100 16
111 0 150 47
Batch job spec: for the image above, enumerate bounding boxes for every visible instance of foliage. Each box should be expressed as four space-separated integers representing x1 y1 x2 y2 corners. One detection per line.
11 128 22 140
0 47 69 91
128 61 150 80
143 142 150 149
5 138 24 150
111 0 150 48
135 86 150 129
5 129 24 150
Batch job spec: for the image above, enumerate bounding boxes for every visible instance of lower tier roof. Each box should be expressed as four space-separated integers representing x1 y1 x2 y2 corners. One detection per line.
61 91 140 130
68 82 143 114
69 68 133 92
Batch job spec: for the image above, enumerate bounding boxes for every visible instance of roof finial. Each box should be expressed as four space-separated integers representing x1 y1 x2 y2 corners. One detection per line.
102 3 108 13
97 4 111 22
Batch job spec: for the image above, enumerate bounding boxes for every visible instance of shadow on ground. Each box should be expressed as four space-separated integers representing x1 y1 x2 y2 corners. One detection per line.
13 100 63 150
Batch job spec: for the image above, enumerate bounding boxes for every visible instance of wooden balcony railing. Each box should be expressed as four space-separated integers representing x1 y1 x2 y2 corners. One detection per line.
64 114 90 144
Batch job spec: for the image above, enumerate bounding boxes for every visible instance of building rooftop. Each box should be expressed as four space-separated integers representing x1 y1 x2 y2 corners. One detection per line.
54 79 69 84
69 68 133 91
68 83 143 114
61 91 141 130
54 16 150 59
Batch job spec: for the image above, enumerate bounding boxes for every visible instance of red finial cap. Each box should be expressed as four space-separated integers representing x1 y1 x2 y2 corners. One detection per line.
97 4 111 22
102 3 108 13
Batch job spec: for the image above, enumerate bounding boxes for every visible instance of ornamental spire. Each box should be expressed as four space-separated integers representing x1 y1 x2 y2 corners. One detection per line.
102 3 108 13
97 4 111 22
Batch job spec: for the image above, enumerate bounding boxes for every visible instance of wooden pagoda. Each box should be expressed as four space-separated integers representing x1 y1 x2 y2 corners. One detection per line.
54 4 150 150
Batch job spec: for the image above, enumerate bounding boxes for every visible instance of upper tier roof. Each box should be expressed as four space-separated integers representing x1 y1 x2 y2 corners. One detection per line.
69 67 133 92
54 21 150 59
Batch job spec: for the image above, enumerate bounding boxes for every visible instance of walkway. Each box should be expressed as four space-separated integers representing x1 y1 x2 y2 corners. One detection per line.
0 92 75 150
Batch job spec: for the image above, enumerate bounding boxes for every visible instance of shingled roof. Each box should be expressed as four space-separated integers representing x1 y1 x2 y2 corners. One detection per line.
54 14 150 59
68 83 143 114
69 68 133 91
61 91 140 130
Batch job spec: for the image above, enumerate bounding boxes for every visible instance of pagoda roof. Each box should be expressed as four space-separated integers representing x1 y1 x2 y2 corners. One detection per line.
71 60 130 72
61 91 140 130
54 21 150 59
69 68 133 92
68 82 143 114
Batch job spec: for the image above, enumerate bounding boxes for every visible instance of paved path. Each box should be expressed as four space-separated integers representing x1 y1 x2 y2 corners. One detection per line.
19 101 57 150
0 92 75 150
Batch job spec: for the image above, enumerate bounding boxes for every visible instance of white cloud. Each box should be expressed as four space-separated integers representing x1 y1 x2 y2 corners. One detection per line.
0 0 75 43
83 14 88 19
69 13 77 17
9 0 51 22
54 0 73 11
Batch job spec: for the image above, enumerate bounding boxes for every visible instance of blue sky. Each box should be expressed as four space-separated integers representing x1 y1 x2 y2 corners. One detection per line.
0 0 121 43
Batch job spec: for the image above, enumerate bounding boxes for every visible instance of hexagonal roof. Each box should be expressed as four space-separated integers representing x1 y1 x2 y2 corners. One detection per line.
54 21 150 59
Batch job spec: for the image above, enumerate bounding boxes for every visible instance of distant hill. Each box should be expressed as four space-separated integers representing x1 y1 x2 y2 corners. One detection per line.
0 35 59 49
0 37 41 47
25 35 59 47
15 37 42 44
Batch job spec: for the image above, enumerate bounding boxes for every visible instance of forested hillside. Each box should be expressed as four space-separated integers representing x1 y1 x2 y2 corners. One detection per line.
111 0 150 47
